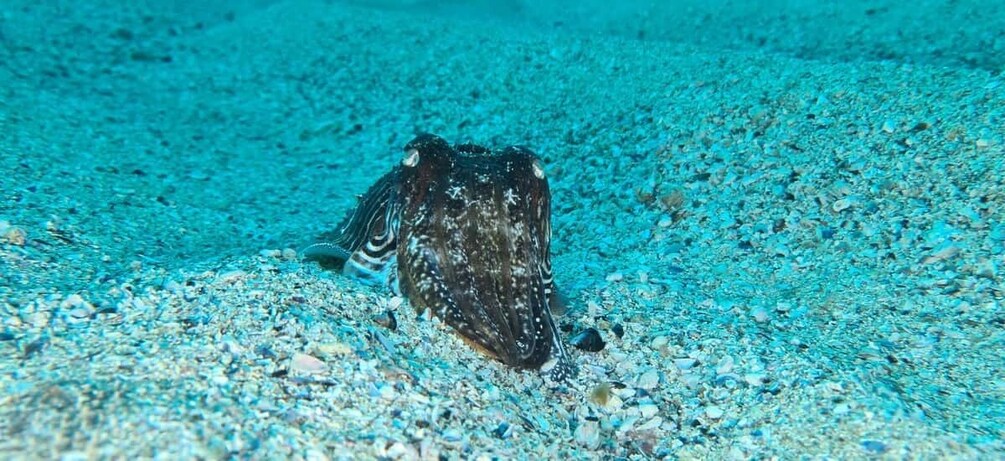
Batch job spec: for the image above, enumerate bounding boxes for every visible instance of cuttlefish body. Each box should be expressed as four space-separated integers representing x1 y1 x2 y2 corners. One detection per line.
305 134 576 381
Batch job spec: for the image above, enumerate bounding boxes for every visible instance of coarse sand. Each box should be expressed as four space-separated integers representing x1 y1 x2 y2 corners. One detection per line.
1 0 1003 459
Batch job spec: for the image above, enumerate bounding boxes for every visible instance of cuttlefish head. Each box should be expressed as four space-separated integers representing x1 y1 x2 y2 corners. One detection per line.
395 134 575 381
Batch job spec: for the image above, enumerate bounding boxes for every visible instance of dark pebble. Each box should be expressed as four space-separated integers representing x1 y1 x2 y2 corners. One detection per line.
22 336 49 359
492 422 512 439
570 328 605 352
373 310 397 331
255 344 276 358
611 323 624 339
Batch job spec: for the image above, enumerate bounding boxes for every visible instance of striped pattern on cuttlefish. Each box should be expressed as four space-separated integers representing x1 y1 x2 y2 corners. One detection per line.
304 134 576 382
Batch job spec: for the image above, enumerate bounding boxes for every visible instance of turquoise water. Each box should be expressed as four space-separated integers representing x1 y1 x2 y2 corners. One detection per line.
1 0 1003 458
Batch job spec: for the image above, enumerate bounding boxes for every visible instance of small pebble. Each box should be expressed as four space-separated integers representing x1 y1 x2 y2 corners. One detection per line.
571 328 605 352
259 249 281 259
23 336 49 358
922 245 960 264
705 405 724 420
2 225 27 246
385 442 409 458
636 416 663 431
217 270 248 284
750 306 769 323
388 296 405 309
290 353 327 373
574 420 601 449
316 342 352 358
441 428 463 443
861 440 887 454
373 310 397 331
716 355 735 375
492 422 512 439
744 373 765 386
674 358 698 370
881 119 896 133
637 369 660 390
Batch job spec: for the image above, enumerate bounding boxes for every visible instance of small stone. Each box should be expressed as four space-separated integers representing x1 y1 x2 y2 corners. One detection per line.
281 248 298 260
61 294 96 321
637 369 660 389
316 342 352 358
571 328 605 352
605 272 624 282
705 405 724 419
259 249 281 259
716 355 735 375
373 310 397 331
290 353 327 373
750 306 769 323
881 119 896 133
744 373 765 386
492 422 512 439
385 442 409 458
974 258 996 278
2 225 27 246
29 311 50 328
217 270 248 284
922 245 960 264
639 403 659 419
674 358 698 370
574 420 601 449
832 198 854 212
861 440 887 454
389 296 405 309
636 416 663 431
441 429 463 443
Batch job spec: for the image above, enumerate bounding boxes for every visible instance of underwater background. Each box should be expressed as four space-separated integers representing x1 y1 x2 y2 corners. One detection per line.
1 0 1003 458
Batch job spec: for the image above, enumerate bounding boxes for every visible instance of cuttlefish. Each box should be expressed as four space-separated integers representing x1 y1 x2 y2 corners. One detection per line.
304 134 576 381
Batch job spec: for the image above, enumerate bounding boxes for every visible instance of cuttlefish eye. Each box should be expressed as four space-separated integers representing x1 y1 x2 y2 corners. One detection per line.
402 148 420 167
531 158 546 179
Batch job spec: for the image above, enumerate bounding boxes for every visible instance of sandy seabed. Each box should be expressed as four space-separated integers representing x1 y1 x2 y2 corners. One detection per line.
1 0 1003 459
